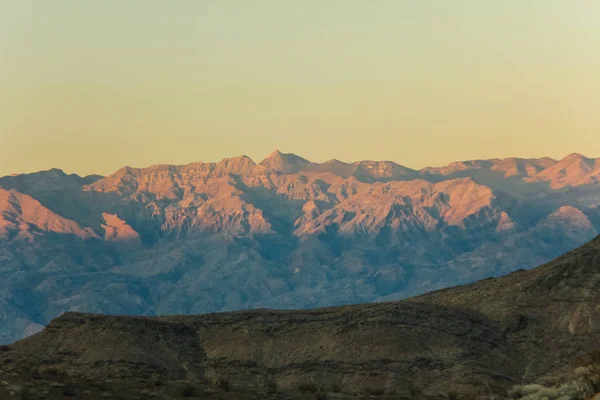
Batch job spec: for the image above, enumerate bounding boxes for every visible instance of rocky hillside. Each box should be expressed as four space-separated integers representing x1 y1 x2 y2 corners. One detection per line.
1 236 600 399
1 152 599 343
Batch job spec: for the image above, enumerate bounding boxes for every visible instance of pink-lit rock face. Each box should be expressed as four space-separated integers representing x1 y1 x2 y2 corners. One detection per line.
523 154 600 189
101 213 141 243
293 178 496 237
496 212 516 232
257 150 311 174
0 152 599 345
0 187 97 241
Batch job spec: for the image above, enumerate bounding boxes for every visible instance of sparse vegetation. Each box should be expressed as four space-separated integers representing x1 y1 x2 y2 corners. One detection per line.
18 387 33 400
216 376 230 392
89 379 109 391
590 350 600 365
505 349 600 400
38 364 67 377
298 382 318 393
176 384 197 397
407 383 423 397
508 374 600 400
266 380 278 392
151 373 163 387
29 367 42 380
365 386 385 395
61 386 77 397
446 390 460 400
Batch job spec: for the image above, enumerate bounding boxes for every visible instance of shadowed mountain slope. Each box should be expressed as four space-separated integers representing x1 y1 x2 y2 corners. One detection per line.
1 236 600 399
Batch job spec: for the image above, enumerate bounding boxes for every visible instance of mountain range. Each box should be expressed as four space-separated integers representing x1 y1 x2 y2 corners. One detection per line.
1 151 600 344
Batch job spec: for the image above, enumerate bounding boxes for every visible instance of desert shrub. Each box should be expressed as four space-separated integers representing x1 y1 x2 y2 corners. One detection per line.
216 376 230 392
407 383 422 397
508 384 557 399
446 390 460 400
88 379 108 391
141 389 161 398
176 384 197 397
62 387 77 397
151 376 163 387
574 366 593 376
590 350 600 365
30 367 43 379
266 381 278 392
445 390 481 400
508 380 596 400
39 364 67 377
587 373 600 393
19 388 32 400
299 382 318 393
365 386 385 395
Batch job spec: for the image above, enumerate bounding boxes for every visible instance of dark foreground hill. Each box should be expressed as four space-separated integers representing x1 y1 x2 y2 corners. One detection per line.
2 236 600 399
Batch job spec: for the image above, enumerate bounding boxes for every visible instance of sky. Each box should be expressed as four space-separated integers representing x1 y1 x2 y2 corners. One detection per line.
1 1 599 177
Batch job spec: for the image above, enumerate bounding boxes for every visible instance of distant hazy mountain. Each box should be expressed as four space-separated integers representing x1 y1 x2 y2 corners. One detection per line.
1 152 599 343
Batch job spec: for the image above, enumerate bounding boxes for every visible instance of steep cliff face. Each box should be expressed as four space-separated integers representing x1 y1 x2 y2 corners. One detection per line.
0 152 599 344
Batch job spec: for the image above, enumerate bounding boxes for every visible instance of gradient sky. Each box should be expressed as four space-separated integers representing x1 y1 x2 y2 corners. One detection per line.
1 1 599 177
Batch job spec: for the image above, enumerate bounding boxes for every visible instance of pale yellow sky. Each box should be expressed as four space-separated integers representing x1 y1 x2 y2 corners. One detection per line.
1 1 599 176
